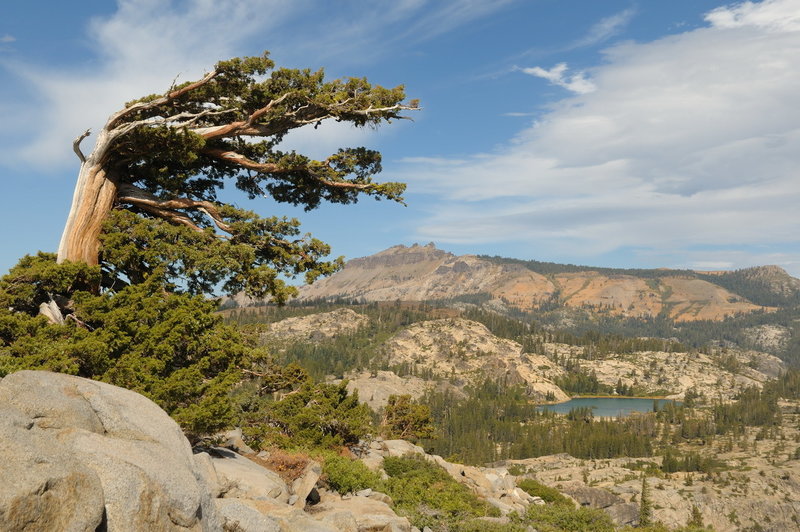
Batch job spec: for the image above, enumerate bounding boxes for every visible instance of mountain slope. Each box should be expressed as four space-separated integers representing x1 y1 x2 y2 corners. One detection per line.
297 244 792 322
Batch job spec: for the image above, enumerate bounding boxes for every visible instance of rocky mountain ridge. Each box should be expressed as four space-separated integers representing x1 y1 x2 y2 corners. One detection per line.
295 243 799 322
260 309 785 406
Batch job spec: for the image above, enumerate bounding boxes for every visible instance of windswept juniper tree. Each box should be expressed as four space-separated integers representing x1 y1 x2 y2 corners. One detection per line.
0 53 417 437
60 52 416 302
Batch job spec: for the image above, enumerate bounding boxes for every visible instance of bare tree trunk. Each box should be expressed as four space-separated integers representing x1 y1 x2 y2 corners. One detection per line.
57 163 117 265
57 130 117 266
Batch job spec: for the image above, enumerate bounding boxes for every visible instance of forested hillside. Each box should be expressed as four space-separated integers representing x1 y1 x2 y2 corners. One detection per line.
250 244 800 365
221 300 800 530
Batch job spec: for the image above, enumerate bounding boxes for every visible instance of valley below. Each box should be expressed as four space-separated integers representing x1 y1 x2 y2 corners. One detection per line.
218 243 800 531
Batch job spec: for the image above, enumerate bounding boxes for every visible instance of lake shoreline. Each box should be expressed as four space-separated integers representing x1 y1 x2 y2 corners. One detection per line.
537 396 682 417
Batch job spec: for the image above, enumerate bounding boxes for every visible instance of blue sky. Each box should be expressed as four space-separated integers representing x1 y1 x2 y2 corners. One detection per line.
2 0 799 279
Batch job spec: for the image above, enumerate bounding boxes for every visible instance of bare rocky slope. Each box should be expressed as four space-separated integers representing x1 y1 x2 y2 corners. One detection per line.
541 342 785 401
260 309 569 407
295 243 793 322
502 403 800 532
260 308 369 344
379 318 569 402
260 309 785 407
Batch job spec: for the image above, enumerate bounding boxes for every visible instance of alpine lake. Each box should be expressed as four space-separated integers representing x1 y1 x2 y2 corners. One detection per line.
537 397 680 418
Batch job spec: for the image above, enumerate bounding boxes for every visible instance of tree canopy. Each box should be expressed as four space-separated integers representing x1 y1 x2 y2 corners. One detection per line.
60 51 417 302
0 52 417 438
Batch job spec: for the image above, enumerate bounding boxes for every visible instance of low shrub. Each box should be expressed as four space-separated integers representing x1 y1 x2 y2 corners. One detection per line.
383 455 500 530
517 478 573 507
525 504 616 532
319 452 382 495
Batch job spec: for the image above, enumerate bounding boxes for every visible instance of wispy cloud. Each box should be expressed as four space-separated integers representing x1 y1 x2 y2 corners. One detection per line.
0 35 15 43
518 63 596 94
510 6 636 63
400 0 800 274
1 0 513 170
571 7 637 48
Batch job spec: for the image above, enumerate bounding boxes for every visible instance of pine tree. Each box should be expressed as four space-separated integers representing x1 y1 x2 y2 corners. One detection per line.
688 504 704 528
0 52 416 439
639 475 653 527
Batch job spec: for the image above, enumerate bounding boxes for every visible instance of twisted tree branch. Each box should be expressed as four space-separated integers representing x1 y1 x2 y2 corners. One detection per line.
72 129 92 163
116 183 233 234
202 148 376 191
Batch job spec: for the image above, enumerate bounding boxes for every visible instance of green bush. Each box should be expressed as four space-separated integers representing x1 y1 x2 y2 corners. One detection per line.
525 504 616 532
236 376 374 450
0 254 256 439
383 455 500 530
517 478 573 507
319 452 382 495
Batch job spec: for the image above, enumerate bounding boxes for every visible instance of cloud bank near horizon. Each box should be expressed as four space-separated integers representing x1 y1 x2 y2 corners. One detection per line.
399 0 800 273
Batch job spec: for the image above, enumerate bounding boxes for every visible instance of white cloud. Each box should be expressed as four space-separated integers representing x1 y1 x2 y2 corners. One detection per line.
0 35 15 43
520 63 596 94
705 0 800 31
2 0 511 170
572 7 637 48
401 0 800 274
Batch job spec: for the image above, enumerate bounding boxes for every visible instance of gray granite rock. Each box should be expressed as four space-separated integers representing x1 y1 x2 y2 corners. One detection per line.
291 460 322 508
211 447 289 502
0 408 105 532
0 371 218 531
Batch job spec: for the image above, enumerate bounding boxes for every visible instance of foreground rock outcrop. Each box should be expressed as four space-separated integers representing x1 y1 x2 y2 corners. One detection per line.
0 370 221 531
0 371 415 531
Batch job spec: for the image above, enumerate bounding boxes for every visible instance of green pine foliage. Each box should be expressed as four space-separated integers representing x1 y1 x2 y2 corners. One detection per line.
639 475 653 527
660 449 724 474
516 479 573 506
382 455 500 530
381 394 435 442
0 254 257 438
1 52 417 442
235 377 373 449
422 380 656 464
318 452 382 495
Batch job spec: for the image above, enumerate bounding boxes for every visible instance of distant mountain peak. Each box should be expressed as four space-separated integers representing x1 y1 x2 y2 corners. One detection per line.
295 244 790 322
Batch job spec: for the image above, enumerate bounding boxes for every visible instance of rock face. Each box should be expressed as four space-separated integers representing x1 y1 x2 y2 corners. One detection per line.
210 447 290 502
0 370 420 532
381 318 569 402
542 344 786 400
0 370 221 532
742 324 792 352
295 243 778 322
261 308 370 344
330 370 464 411
0 408 105 532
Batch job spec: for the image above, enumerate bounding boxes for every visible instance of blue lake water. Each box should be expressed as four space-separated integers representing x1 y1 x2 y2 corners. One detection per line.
537 397 679 418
